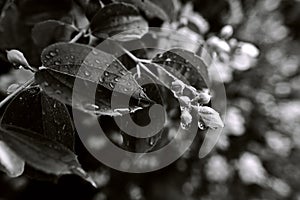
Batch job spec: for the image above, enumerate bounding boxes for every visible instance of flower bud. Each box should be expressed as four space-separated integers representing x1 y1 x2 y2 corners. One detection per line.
6 49 29 69
220 25 233 39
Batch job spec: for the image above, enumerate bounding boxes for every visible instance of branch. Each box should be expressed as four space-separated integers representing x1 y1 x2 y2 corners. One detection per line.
0 76 35 108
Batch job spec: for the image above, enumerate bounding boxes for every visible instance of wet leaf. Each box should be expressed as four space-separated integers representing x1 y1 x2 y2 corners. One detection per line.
196 106 224 129
0 140 25 177
32 20 77 49
36 42 152 115
0 125 86 177
113 0 176 21
152 48 210 90
90 3 148 41
1 87 75 150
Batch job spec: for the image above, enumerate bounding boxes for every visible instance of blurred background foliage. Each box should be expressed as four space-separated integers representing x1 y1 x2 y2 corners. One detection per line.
0 0 300 199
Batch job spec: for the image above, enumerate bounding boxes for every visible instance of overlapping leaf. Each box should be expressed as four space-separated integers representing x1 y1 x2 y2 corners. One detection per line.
0 125 84 176
90 3 148 41
152 48 210 90
1 87 75 150
35 42 152 115
32 20 78 49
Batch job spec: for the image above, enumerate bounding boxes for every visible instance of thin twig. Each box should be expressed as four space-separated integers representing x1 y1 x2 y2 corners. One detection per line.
69 29 85 43
0 76 35 108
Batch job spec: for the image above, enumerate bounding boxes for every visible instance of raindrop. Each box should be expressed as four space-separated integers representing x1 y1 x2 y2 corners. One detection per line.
84 70 91 77
109 82 115 89
119 70 126 76
84 103 100 111
43 82 49 87
45 55 51 59
54 61 61 65
114 77 120 82
92 50 98 55
99 77 104 83
55 90 62 95
49 51 57 57
198 122 205 130
62 124 66 130
53 103 57 108
148 137 155 146
55 49 59 52
104 71 109 77
95 59 100 64
70 55 75 59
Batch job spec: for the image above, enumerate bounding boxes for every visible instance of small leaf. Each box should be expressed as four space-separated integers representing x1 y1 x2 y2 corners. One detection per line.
1 87 75 150
0 140 25 177
0 125 83 176
113 0 176 21
36 42 152 115
152 48 210 90
196 106 224 129
6 49 30 69
90 3 148 41
32 20 77 49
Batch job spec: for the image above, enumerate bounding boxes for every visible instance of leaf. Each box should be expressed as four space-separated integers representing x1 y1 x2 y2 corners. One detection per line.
90 3 148 42
152 48 210 90
0 140 25 177
1 87 75 150
113 0 176 21
32 20 77 49
0 125 84 177
35 42 152 115
196 106 224 129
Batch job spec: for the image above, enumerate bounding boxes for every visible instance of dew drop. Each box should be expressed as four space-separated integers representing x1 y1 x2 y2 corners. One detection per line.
109 82 115 89
84 103 100 111
99 77 104 83
55 49 59 52
49 51 57 57
43 82 49 87
104 71 109 77
19 97 23 100
70 55 75 59
55 90 62 95
84 70 91 77
45 55 51 59
54 61 61 65
95 59 100 64
119 70 126 76
114 77 120 82
198 122 205 130
92 50 98 55
148 137 155 146
62 124 66 130
53 103 57 108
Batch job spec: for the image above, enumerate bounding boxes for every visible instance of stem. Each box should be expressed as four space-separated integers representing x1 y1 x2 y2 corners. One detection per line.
117 44 169 88
69 29 85 43
0 76 34 108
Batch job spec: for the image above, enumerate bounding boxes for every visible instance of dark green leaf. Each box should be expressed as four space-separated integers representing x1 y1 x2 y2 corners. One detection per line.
113 0 176 21
152 48 210 90
36 42 152 115
0 125 86 177
32 20 77 49
90 3 148 42
1 87 75 150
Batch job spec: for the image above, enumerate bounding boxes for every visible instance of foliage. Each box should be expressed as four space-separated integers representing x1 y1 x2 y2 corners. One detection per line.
0 0 299 200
